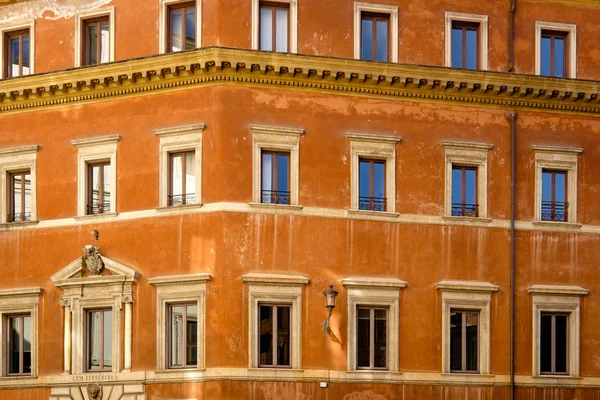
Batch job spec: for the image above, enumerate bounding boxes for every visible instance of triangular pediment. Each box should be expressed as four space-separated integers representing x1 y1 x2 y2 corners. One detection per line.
51 251 139 285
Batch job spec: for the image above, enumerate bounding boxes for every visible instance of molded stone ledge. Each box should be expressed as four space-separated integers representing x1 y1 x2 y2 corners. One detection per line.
347 209 400 220
70 134 121 148
154 123 207 137
246 368 305 380
156 203 203 213
346 132 402 144
242 272 309 286
74 212 119 222
531 220 582 231
344 370 403 383
527 284 589 296
442 216 492 224
248 202 304 211
342 277 408 289
440 373 496 384
436 280 500 293
148 273 212 286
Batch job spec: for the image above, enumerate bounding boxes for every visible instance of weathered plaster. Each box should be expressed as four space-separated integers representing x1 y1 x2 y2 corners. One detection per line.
0 0 112 25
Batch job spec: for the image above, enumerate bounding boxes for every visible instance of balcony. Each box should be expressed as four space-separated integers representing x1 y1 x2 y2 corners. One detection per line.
7 212 32 223
261 190 290 205
451 203 479 217
359 197 387 212
541 201 568 222
86 203 110 215
168 193 196 207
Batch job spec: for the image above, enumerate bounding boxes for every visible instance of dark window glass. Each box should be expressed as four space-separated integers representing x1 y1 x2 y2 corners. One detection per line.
356 307 387 369
87 309 112 371
451 22 479 70
87 161 111 215
540 313 569 374
261 151 290 204
168 2 196 52
5 29 30 78
6 315 31 375
169 304 198 368
451 166 478 217
359 159 386 211
450 310 479 373
540 30 567 77
83 17 110 66
8 170 32 222
259 304 290 367
361 13 389 62
541 170 567 221
260 3 289 52
169 151 196 206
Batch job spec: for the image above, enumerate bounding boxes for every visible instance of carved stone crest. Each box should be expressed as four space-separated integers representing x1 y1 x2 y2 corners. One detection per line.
87 383 102 400
83 245 104 275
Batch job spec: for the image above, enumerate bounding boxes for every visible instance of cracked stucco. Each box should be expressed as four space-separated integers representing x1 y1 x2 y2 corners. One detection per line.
0 0 112 25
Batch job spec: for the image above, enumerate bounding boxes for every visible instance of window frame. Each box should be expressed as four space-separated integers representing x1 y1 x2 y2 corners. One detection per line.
168 150 197 207
358 158 387 212
7 169 32 223
451 165 479 217
540 30 568 77
4 313 31 376
4 29 29 78
252 0 297 53
166 1 197 53
159 0 201 54
0 145 39 225
449 309 480 374
0 22 34 80
261 150 291 205
535 21 576 79
354 2 398 63
356 305 389 370
258 1 291 53
540 312 569 375
359 11 390 62
74 7 115 68
86 160 111 215
445 12 488 70
81 15 110 67
84 308 112 372
167 302 199 369
541 169 568 222
257 303 292 368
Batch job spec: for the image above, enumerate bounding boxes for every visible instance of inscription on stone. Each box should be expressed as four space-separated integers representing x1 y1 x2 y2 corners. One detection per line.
72 374 119 382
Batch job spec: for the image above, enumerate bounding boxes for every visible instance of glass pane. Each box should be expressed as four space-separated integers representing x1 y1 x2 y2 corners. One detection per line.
187 305 198 366
23 316 31 373
542 171 552 202
171 155 183 197
88 311 101 370
10 37 19 76
259 305 273 365
555 315 568 373
22 35 30 75
555 172 566 203
186 153 196 197
12 175 22 215
276 306 290 366
554 37 565 78
277 154 289 193
171 10 183 51
541 36 551 76
261 153 273 202
103 164 111 205
91 165 100 205
373 162 385 200
260 8 273 51
359 160 371 201
24 173 32 214
185 9 196 50
170 305 184 366
465 169 477 205
465 312 478 371
103 310 112 369
357 308 370 367
450 311 462 371
361 18 373 60
374 309 387 368
452 168 463 205
8 317 20 374
100 22 110 63
451 28 462 68
465 29 477 70
540 314 552 373
375 19 388 62
87 24 98 65
275 9 288 52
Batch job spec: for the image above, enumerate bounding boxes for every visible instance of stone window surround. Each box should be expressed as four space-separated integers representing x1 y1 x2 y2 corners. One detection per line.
534 21 577 79
533 145 582 225
0 145 39 225
251 0 298 53
148 273 211 372
71 134 120 218
436 280 499 375
342 277 406 375
442 140 493 220
347 133 401 214
0 20 35 80
444 12 489 70
74 6 116 68
154 124 205 209
0 287 42 378
158 0 203 54
250 124 304 207
353 2 399 63
242 272 309 372
528 284 588 379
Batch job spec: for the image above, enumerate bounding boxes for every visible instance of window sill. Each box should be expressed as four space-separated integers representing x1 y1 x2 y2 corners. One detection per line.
345 370 402 383
74 212 118 221
151 368 206 381
442 216 492 224
0 220 39 229
440 373 495 383
246 368 304 379
156 203 204 212
531 375 583 385
248 202 304 211
532 220 582 231
347 209 400 221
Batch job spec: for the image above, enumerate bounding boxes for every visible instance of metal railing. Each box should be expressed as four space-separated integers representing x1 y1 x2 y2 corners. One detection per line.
261 190 290 205
87 203 111 215
541 201 568 222
168 193 196 207
359 197 387 212
7 212 32 223
451 203 479 217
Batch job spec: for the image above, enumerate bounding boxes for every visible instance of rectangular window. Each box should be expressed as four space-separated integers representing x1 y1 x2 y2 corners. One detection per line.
258 304 290 367
87 161 111 215
361 13 389 62
8 170 32 223
4 29 30 78
541 30 567 77
82 16 110 66
5 314 32 376
86 309 112 372
451 166 478 217
540 313 568 374
260 2 289 52
451 21 479 70
359 158 386 211
356 307 387 369
168 303 198 368
261 151 290 205
450 310 479 373
541 170 567 222
168 151 196 206
168 2 196 52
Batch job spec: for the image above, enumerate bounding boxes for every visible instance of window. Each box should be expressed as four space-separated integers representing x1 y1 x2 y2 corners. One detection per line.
259 2 289 52
542 170 567 222
540 313 568 375
450 310 479 373
86 161 110 215
86 309 112 372
357 307 387 369
168 151 196 206
167 2 196 52
359 158 386 211
7 170 32 222
354 3 398 62
535 21 576 79
5 314 32 376
74 8 115 68
4 29 30 78
451 166 478 217
168 303 198 368
258 304 291 368
445 12 488 70
261 151 289 205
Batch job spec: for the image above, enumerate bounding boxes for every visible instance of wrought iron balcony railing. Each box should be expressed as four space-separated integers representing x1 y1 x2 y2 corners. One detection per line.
359 196 387 212
87 203 111 215
261 190 290 205
168 193 196 207
541 201 568 222
7 212 32 223
451 203 479 217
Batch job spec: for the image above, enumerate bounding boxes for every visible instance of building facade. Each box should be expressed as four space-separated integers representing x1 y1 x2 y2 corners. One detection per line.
0 0 599 399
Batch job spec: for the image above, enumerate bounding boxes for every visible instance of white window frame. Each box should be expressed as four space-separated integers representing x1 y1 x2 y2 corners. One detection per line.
154 124 205 209
528 284 588 378
354 2 399 62
250 124 304 208
347 133 401 214
0 21 35 79
342 277 406 374
436 280 499 375
252 0 298 53
0 287 42 378
74 6 115 68
149 273 211 372
158 0 202 54
444 12 489 70
242 272 308 371
71 134 120 218
0 145 39 225
533 145 582 224
442 141 493 220
535 21 577 79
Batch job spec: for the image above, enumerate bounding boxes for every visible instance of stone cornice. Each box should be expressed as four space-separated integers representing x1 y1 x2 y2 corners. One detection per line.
241 272 309 286
154 123 207 138
342 277 408 289
0 144 40 156
70 134 121 148
527 284 589 296
532 145 584 155
148 273 212 286
1 47 600 116
436 280 500 293
249 124 305 137
346 133 402 144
